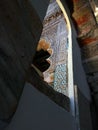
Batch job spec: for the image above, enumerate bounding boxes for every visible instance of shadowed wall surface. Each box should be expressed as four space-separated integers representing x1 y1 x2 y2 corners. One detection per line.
6 83 76 130
0 0 49 120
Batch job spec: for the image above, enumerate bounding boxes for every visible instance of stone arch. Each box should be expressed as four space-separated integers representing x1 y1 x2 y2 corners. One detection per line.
35 0 74 115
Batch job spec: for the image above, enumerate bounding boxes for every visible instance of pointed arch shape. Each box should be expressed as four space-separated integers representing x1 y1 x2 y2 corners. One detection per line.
56 0 75 116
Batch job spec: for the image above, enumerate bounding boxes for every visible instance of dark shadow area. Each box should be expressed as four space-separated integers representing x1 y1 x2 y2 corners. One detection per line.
6 83 75 130
26 66 70 111
65 0 79 34
33 49 50 72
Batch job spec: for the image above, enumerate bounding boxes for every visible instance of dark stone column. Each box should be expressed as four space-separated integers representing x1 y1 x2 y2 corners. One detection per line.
0 0 49 120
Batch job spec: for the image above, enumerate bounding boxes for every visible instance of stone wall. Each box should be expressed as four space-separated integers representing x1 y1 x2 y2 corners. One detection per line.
40 1 69 96
0 0 49 120
71 0 98 125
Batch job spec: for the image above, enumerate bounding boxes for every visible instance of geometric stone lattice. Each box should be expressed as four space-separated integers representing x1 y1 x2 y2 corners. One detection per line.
54 64 68 96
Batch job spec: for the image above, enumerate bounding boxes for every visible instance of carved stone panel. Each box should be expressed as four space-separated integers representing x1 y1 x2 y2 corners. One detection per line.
40 1 69 96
